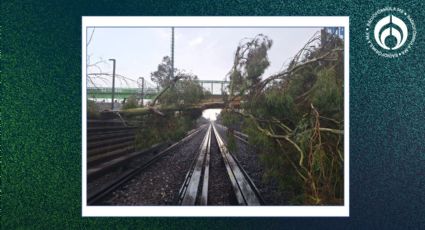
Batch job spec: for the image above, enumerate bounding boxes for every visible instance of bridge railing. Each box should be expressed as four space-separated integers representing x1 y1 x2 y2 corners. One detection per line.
87 87 159 94
87 80 230 100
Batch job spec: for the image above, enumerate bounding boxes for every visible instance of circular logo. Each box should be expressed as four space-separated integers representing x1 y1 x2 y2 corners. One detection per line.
366 7 416 58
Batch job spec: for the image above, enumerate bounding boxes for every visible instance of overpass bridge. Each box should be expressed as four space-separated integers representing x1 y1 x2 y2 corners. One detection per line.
87 80 230 101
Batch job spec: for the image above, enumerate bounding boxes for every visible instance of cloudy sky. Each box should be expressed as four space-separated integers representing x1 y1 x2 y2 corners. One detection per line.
86 27 320 88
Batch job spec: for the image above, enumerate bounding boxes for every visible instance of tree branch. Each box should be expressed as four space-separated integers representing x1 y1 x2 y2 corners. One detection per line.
150 75 184 107
86 27 95 47
258 48 343 91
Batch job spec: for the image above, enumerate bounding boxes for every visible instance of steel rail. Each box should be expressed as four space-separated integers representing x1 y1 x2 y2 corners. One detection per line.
88 140 134 157
87 130 135 142
87 125 206 205
211 122 262 205
214 123 251 146
87 126 136 134
178 124 212 205
88 135 134 150
178 123 263 206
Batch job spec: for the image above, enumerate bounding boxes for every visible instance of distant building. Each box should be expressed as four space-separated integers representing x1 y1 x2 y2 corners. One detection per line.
323 27 345 39
320 27 344 48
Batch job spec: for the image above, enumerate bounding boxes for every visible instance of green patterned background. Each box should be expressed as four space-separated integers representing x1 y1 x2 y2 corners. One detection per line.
2 0 424 228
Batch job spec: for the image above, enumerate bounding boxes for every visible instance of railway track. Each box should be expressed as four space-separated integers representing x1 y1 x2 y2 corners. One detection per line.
87 120 137 182
87 120 262 206
87 125 206 205
178 122 263 206
214 123 250 145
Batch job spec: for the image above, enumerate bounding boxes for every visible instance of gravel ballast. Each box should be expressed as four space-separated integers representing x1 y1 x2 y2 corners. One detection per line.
215 123 288 205
103 126 209 205
207 130 238 205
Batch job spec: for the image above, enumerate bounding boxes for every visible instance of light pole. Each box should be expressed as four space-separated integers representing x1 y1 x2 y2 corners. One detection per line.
109 58 116 110
138 77 144 106
171 27 174 80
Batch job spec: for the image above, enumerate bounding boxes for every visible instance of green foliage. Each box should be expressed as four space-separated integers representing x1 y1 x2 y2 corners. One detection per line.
221 110 243 152
134 112 198 150
228 34 273 95
226 131 237 153
245 36 273 84
122 95 139 110
133 57 205 151
158 77 205 107
310 68 343 120
150 56 174 88
226 30 345 205
150 56 206 107
221 109 242 130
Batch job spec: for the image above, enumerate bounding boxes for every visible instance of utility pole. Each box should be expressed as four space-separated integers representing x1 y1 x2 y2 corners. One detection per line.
171 27 174 80
109 58 116 110
138 77 145 106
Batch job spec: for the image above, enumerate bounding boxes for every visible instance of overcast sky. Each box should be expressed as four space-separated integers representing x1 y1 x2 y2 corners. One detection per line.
86 27 320 88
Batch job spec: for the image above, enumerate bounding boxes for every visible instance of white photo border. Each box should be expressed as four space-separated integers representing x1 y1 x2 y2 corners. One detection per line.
82 16 350 217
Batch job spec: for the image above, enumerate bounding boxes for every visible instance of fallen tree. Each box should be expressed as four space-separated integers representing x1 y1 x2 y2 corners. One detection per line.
221 31 345 205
